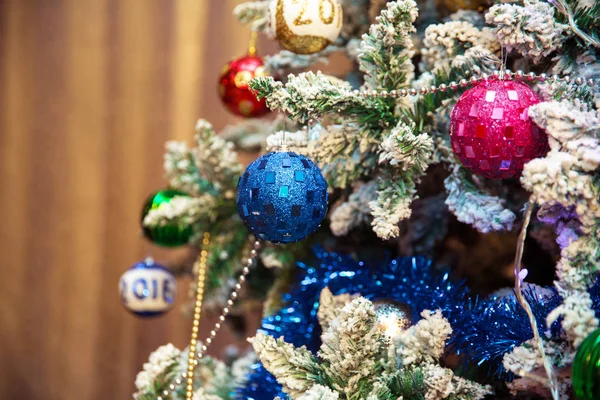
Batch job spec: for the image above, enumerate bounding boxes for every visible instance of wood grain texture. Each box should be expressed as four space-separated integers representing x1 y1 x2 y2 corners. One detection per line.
0 1 263 399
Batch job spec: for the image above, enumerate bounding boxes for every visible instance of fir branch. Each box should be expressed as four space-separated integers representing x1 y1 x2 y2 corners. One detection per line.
358 0 418 91
572 1 600 42
204 219 250 294
164 141 216 196
385 368 426 400
318 298 386 400
486 0 569 62
378 119 433 172
554 0 600 47
143 194 218 233
193 120 244 197
369 171 418 240
249 333 322 398
421 21 500 74
233 1 270 32
250 72 397 129
444 164 517 233
312 123 380 189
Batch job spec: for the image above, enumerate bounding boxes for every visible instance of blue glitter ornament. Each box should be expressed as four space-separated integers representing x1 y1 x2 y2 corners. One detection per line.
237 247 470 400
119 258 177 317
236 152 328 244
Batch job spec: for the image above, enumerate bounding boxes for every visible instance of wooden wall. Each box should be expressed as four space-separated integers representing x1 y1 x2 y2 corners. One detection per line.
0 1 264 399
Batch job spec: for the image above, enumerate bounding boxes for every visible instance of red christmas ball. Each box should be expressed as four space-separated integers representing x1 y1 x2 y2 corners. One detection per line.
218 55 270 118
450 78 548 179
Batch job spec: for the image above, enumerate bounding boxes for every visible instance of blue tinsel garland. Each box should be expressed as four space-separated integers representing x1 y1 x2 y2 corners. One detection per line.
236 248 471 400
236 248 600 399
449 286 563 379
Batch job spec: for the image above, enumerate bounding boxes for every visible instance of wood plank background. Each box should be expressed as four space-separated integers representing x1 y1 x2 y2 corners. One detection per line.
0 1 267 399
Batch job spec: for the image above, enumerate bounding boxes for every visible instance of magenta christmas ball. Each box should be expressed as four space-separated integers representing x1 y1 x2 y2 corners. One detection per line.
450 78 548 179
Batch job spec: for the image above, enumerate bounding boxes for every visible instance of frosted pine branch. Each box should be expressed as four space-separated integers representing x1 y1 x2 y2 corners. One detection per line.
422 363 491 400
358 0 418 91
548 287 599 348
164 141 212 196
250 72 396 128
134 344 181 396
142 195 217 230
319 298 385 398
421 21 500 74
297 385 340 400
485 0 568 62
249 333 321 398
194 120 243 198
378 120 433 172
524 101 600 233
317 287 356 334
444 165 516 233
219 118 278 151
192 389 221 400
233 1 270 33
396 310 452 366
330 180 378 236
369 175 416 240
312 123 379 189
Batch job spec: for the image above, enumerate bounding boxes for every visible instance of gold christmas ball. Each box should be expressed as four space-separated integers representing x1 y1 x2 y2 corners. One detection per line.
269 0 343 55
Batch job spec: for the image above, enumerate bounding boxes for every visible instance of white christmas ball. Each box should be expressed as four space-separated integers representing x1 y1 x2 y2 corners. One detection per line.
119 258 177 317
269 0 343 54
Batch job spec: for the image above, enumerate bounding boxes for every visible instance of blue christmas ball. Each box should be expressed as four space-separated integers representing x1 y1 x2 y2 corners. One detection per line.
236 151 328 244
119 259 177 317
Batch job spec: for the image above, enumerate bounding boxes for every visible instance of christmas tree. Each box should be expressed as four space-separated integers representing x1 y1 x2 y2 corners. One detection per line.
125 0 600 399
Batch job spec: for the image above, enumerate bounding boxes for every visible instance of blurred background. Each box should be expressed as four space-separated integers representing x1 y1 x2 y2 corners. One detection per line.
0 1 274 399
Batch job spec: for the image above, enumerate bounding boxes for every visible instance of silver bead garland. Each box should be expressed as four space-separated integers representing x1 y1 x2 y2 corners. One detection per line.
349 70 597 99
156 238 262 400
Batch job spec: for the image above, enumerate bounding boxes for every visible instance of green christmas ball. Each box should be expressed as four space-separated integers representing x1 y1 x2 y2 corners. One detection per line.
141 189 193 247
573 328 600 400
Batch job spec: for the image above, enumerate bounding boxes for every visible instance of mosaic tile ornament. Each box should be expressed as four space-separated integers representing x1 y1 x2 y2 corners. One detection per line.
450 78 548 179
269 0 343 55
236 151 328 243
218 55 270 118
119 258 177 317
141 189 194 247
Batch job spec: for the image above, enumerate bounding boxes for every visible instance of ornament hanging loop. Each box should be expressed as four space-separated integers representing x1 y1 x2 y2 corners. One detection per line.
248 30 258 57
498 47 509 80
281 112 289 151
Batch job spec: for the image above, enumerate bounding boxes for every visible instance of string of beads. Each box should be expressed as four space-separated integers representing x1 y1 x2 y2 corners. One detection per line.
156 238 262 400
350 70 597 99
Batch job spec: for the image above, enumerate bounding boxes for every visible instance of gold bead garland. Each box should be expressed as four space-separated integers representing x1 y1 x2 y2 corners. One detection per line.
185 232 211 400
155 237 262 400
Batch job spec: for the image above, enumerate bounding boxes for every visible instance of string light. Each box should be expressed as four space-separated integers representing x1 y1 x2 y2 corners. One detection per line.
513 201 559 400
376 305 409 339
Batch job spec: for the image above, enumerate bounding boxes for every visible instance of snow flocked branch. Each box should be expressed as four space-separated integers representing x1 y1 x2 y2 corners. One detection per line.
444 165 516 233
250 290 491 400
358 0 417 91
522 100 600 348
133 344 255 400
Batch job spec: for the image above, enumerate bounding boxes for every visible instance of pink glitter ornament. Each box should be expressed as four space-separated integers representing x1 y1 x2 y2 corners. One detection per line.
450 78 548 179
